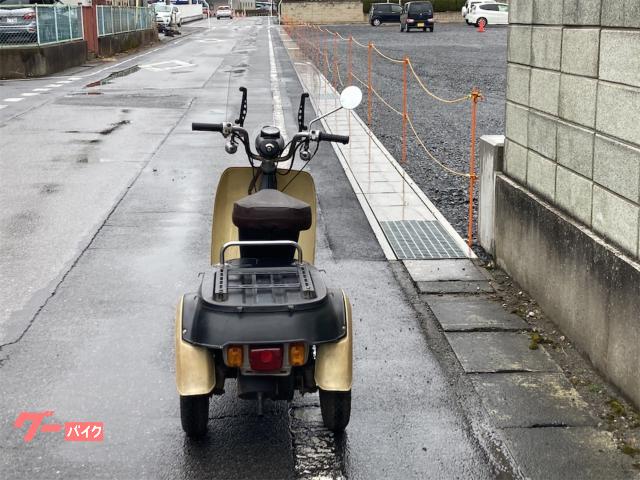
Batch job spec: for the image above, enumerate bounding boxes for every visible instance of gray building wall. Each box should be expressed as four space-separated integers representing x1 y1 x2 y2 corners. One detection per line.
504 0 640 259
492 0 640 408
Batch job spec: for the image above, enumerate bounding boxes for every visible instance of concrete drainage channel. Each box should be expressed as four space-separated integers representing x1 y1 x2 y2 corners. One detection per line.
278 25 640 479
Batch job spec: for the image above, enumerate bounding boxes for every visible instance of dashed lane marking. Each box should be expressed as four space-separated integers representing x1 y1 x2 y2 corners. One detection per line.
21 92 39 97
0 105 7 110
56 80 73 84
3 98 24 102
32 88 50 92
45 84 63 88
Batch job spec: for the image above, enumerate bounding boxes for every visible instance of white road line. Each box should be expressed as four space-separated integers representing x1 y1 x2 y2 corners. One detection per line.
69 77 82 80
4 98 25 102
33 88 50 92
56 80 73 84
45 84 63 88
267 16 287 144
21 92 39 97
0 105 7 110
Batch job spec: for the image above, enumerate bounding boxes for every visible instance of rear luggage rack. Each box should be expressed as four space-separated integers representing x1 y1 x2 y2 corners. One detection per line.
214 241 315 303
214 264 316 302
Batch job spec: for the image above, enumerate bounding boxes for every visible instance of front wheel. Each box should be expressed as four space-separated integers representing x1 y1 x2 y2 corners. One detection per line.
372 17 381 26
319 389 351 432
180 395 209 438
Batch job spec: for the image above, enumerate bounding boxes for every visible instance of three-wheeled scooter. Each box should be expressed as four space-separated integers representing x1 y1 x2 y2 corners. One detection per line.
175 85 363 437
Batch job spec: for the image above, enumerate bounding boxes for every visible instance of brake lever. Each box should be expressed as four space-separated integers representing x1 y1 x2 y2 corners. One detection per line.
235 87 248 127
297 93 309 132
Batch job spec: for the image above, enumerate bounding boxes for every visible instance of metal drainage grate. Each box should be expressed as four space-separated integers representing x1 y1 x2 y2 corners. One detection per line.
381 220 467 259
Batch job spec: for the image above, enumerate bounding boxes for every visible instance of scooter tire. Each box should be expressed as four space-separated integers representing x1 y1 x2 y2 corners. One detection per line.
319 389 351 432
180 395 209 438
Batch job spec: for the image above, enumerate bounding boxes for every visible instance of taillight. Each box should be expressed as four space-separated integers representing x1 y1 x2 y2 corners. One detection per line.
227 345 243 367
23 12 36 20
289 343 305 366
249 347 283 371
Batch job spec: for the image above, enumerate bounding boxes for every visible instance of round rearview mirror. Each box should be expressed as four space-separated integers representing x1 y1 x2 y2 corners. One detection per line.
340 86 363 110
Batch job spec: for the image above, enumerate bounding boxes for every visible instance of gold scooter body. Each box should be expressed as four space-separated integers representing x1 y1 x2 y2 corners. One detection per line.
175 167 353 436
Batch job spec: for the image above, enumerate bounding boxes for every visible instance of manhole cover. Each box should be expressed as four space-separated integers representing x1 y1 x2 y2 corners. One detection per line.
381 220 467 259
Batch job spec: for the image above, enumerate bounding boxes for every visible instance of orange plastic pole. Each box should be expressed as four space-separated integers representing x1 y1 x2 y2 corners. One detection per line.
402 57 408 165
467 88 481 247
332 33 338 88
368 42 373 174
348 36 353 86
367 42 372 128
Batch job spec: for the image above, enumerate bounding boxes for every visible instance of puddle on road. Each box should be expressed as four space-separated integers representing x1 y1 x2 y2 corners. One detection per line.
85 65 141 88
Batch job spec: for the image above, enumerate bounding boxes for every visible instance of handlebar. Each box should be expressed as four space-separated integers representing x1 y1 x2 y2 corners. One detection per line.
317 132 350 145
191 121 350 163
192 122 224 132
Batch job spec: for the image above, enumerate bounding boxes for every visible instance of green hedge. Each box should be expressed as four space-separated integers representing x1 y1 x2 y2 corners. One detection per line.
363 0 465 14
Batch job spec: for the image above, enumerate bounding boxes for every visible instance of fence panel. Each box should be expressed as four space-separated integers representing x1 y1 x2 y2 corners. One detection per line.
0 5 83 47
96 6 154 38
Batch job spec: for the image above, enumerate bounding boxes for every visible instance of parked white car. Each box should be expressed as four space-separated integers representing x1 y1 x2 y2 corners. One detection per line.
154 3 182 30
461 0 495 22
467 2 508 27
216 5 232 19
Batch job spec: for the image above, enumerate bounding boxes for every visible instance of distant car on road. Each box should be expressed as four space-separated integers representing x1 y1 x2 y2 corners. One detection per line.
466 2 508 27
154 3 182 31
368 2 403 27
400 1 434 32
461 0 496 23
216 5 232 19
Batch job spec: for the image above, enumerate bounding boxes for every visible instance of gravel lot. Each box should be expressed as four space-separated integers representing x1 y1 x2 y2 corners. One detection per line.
316 22 507 250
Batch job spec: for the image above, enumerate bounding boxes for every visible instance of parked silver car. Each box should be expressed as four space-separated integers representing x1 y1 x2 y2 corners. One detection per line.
0 0 60 44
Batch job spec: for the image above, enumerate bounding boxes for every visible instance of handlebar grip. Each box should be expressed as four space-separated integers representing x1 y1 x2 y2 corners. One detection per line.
318 132 350 145
192 122 224 132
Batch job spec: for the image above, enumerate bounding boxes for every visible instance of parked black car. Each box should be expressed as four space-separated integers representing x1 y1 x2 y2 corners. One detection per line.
400 1 434 32
368 2 402 26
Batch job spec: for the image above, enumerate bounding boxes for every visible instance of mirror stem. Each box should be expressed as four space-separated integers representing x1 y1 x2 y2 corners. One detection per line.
308 106 343 131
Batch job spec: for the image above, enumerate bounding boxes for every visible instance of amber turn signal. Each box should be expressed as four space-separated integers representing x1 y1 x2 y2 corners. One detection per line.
289 343 306 366
227 345 243 367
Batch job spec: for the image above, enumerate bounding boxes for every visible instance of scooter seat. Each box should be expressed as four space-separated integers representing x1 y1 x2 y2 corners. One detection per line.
232 189 312 232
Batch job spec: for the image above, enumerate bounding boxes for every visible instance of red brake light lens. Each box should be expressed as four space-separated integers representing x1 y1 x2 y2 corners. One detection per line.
23 12 36 20
249 347 283 371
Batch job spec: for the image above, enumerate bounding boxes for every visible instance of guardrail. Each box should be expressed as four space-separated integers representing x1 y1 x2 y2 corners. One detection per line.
0 5 83 47
96 6 154 38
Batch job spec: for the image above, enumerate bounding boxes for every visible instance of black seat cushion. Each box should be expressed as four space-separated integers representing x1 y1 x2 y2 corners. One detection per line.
232 189 312 232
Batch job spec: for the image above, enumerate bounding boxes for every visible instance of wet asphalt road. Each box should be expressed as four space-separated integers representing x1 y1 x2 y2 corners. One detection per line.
1 18 495 479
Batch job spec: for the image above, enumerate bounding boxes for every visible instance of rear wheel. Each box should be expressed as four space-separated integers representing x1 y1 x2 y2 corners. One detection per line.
180 395 209 438
372 17 381 26
319 389 351 432
477 17 487 28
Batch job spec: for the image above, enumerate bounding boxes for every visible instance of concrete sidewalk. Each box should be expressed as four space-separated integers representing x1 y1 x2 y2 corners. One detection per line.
280 25 639 480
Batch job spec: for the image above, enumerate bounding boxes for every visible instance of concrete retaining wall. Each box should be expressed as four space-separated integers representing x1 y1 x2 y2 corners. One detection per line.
504 0 640 259
495 174 640 407
98 28 157 58
282 1 366 24
493 0 640 407
0 41 87 79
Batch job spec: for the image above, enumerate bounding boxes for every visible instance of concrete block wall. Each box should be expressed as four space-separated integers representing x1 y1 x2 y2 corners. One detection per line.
504 0 640 259
281 1 366 24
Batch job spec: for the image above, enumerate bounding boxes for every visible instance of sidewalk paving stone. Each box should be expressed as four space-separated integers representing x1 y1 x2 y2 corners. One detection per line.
417 281 495 294
500 427 638 480
404 259 486 281
445 332 561 373
470 373 597 428
426 295 529 331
